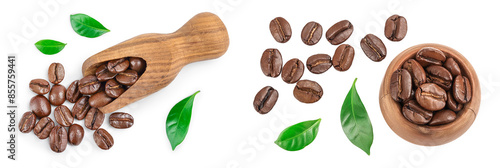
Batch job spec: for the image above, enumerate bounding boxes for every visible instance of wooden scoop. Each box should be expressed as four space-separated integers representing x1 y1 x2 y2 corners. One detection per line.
81 12 229 114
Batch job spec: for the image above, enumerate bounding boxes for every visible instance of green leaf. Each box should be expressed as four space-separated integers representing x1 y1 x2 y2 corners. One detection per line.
34 39 66 55
166 91 200 150
70 13 110 38
340 78 374 155
275 118 321 151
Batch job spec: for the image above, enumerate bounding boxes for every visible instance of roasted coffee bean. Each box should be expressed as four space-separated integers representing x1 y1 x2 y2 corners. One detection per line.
444 57 461 76
453 75 472 104
390 69 412 102
48 62 64 84
30 95 51 118
253 86 279 114
301 21 322 45
34 117 54 139
281 58 304 84
402 100 433 125
429 109 456 126
79 75 101 95
384 14 407 41
269 17 292 43
109 112 135 129
332 44 355 71
105 79 125 98
403 59 426 87
116 70 138 86
85 108 105 130
68 124 84 146
49 125 67 153
54 105 74 127
19 112 36 133
93 128 114 150
95 64 117 82
293 80 323 103
416 83 447 111
49 84 66 106
325 20 353 45
72 96 91 120
107 58 129 73
129 57 147 75
415 47 446 67
29 79 50 95
260 48 283 77
426 65 453 90
447 91 463 112
66 80 82 103
89 91 113 108
306 54 332 74
360 34 387 62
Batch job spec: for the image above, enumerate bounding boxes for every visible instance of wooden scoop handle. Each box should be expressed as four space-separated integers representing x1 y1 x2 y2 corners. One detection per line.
81 12 229 113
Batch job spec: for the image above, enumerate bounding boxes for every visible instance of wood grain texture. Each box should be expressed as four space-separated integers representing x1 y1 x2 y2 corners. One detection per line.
379 43 480 146
81 12 229 114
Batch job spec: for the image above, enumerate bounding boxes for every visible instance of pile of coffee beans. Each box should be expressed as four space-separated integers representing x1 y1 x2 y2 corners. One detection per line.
20 58 143 153
390 47 471 125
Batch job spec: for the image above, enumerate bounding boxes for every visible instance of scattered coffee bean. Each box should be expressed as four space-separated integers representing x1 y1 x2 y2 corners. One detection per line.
68 124 84 146
444 57 461 76
416 83 447 111
403 59 426 87
453 75 472 104
95 64 117 82
72 96 91 120
402 100 433 125
269 17 292 43
253 86 279 114
281 58 304 84
129 57 147 75
33 117 54 139
293 80 323 103
29 79 50 95
416 47 446 67
94 128 114 150
66 80 82 103
390 69 412 102
49 125 68 153
116 70 138 86
49 84 66 106
85 108 105 130
54 105 74 127
301 21 322 45
325 20 353 45
19 112 36 133
260 48 283 77
48 62 65 84
332 44 355 71
426 65 453 90
447 91 463 112
109 112 134 129
105 79 125 98
79 75 101 95
306 54 332 74
428 109 456 126
360 34 387 62
384 14 407 41
89 91 113 107
107 58 129 73
30 95 51 118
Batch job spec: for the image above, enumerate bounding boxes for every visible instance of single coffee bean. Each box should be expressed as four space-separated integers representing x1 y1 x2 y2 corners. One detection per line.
95 64 117 82
19 112 36 133
260 48 283 77
293 80 323 103
85 108 105 130
129 57 147 75
29 79 50 95
269 17 292 43
107 58 130 73
429 109 456 126
416 83 447 111
253 86 279 114
94 128 114 150
68 124 84 146
360 34 387 62
453 75 472 104
33 117 54 139
390 69 412 102
105 79 125 98
48 62 65 84
79 75 101 95
116 70 138 86
281 58 304 84
72 96 91 120
49 84 66 106
325 20 353 45
301 21 322 45
66 80 82 103
402 100 433 125
402 59 426 87
444 57 461 76
447 91 463 112
54 105 74 127
109 112 134 129
49 125 67 153
89 91 113 108
307 54 332 74
415 47 446 67
332 44 355 71
384 14 408 41
30 95 51 118
426 65 453 90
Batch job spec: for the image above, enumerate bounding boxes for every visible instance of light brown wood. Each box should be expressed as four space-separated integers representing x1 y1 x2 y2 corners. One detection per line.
81 12 229 114
379 43 480 146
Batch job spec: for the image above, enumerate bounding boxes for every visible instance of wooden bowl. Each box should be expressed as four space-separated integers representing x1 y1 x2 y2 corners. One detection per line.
379 43 480 146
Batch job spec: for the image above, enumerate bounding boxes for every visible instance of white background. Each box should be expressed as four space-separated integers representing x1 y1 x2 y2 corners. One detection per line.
1 0 500 167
